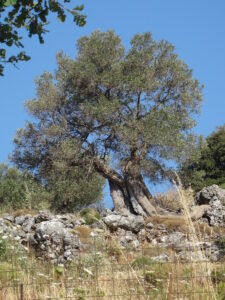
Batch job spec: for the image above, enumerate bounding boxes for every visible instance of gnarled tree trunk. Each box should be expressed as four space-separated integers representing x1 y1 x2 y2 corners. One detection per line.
125 179 157 216
93 159 157 217
108 180 130 214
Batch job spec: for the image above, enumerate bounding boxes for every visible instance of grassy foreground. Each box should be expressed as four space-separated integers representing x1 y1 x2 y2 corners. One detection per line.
0 231 224 300
0 186 225 299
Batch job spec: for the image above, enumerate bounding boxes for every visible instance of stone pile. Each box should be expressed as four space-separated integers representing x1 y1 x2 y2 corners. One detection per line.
0 185 224 264
0 211 86 263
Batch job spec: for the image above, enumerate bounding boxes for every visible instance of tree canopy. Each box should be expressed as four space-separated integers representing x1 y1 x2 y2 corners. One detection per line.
0 0 86 75
180 125 225 192
13 30 203 216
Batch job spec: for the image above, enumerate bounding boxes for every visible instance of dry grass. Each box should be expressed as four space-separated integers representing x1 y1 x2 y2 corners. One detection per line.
147 215 225 238
173 177 218 300
11 209 36 218
152 187 194 212
72 225 92 239
0 236 224 299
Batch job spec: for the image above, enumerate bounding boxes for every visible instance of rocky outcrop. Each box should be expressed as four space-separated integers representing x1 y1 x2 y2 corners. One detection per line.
195 185 225 206
195 185 225 226
0 211 89 264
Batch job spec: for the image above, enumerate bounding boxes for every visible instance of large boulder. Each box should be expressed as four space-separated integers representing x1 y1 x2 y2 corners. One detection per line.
22 217 35 232
35 220 66 238
206 198 225 227
195 185 225 227
195 185 225 205
103 212 144 233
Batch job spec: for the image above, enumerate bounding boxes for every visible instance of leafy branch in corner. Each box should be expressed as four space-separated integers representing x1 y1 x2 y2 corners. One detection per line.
0 0 86 75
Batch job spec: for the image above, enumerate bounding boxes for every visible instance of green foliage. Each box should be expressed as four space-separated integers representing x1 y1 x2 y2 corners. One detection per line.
48 165 104 213
12 30 203 203
55 266 64 276
212 268 225 299
216 237 225 250
180 125 225 192
0 162 104 213
0 0 86 75
0 163 51 211
132 256 154 268
73 287 86 300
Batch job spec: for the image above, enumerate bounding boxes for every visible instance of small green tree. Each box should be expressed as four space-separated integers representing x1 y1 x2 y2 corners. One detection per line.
0 0 86 75
180 125 225 192
13 30 203 216
0 164 51 210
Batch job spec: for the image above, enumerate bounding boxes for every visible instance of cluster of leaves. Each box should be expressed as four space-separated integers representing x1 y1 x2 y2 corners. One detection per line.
180 125 225 192
0 163 104 212
0 0 86 75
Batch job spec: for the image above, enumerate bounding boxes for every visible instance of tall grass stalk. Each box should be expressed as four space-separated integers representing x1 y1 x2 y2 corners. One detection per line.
173 175 217 300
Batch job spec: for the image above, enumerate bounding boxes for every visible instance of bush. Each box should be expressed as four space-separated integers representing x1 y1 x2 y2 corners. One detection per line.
180 125 225 192
0 163 104 214
132 256 154 269
212 269 225 284
0 164 51 212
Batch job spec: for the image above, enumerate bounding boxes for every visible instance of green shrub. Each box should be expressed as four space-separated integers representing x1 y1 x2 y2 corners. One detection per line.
73 287 87 300
212 269 225 284
212 268 225 300
132 256 154 269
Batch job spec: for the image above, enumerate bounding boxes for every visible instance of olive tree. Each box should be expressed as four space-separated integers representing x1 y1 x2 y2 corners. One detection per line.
13 30 203 216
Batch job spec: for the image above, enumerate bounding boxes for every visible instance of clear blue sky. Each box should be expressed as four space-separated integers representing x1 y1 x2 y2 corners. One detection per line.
1 0 225 206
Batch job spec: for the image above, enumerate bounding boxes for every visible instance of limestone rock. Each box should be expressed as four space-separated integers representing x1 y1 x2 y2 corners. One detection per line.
195 185 225 205
118 232 139 249
2 214 14 223
206 198 225 226
22 217 35 232
194 185 225 227
146 222 154 229
103 213 144 233
15 215 26 225
159 232 186 247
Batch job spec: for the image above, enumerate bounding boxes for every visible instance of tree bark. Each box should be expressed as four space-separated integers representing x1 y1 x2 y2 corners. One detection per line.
92 158 158 216
108 180 129 214
125 177 157 216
